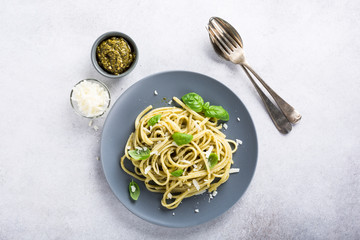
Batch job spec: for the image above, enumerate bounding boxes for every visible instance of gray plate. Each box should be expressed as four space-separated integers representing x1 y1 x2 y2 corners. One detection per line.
101 71 258 228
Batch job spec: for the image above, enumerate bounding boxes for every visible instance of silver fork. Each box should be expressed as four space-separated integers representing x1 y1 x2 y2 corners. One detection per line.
207 17 301 133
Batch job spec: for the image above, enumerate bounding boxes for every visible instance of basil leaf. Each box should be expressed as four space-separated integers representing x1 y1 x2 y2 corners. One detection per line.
208 153 218 169
129 180 140 200
128 149 150 160
203 102 210 110
171 169 184 177
204 105 229 121
172 132 193 146
148 114 161 126
182 92 204 112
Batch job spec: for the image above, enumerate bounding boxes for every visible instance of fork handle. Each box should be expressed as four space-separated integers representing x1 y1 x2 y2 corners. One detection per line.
241 65 292 134
242 63 301 124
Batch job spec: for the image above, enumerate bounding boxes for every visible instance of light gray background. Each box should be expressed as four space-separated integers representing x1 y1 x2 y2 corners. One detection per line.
1 0 359 239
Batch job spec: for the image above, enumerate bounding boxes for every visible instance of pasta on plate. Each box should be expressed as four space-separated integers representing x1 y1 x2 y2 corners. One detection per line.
120 96 238 209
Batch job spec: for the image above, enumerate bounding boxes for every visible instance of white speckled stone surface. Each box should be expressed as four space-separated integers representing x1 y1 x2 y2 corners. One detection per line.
1 1 359 239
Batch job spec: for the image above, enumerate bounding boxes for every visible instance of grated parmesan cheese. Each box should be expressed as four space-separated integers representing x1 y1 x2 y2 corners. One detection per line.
167 193 173 199
237 117 241 122
194 209 199 213
154 90 158 95
194 190 206 195
88 120 93 127
223 123 228 130
205 146 214 158
131 185 136 192
180 160 191 164
144 166 151 174
236 139 243 146
93 125 99 131
168 100 173 105
212 190 218 197
192 179 200 191
229 168 240 174
143 128 151 134
71 80 110 118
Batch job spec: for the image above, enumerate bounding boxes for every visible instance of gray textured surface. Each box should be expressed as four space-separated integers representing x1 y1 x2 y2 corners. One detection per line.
1 0 359 239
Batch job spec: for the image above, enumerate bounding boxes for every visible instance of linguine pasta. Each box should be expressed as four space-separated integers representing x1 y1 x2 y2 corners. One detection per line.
120 97 238 209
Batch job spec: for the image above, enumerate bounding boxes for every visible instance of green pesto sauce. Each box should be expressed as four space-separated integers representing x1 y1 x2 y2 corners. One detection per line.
96 37 135 75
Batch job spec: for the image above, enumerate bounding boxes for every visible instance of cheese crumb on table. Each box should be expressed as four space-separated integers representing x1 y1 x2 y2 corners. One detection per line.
93 125 99 131
194 209 199 213
154 90 158 95
236 139 243 146
237 117 241 122
223 123 228 130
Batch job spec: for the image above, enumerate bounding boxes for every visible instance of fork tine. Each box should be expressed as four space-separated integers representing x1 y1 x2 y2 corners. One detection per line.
207 26 231 58
208 24 232 54
211 19 240 49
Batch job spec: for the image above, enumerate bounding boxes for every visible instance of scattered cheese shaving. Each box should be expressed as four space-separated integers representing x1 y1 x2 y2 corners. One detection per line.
194 121 201 131
205 146 214 158
143 128 151 134
194 190 206 195
150 151 159 156
93 125 99 131
194 209 199 213
168 100 173 105
212 190 218 197
131 185 136 192
236 139 243 146
229 168 240 174
144 166 151 174
88 120 93 127
167 193 173 199
237 117 241 122
192 179 200 191
154 90 158 95
180 160 191 164
126 146 131 150
223 123 228 130
172 212 175 216
135 146 142 150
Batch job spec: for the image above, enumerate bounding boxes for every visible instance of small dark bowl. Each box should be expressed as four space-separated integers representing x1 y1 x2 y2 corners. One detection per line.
91 31 138 79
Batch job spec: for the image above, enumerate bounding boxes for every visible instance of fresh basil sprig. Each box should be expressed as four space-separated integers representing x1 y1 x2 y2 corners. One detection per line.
171 169 184 177
172 132 193 146
208 153 219 169
128 149 150 160
129 180 140 200
148 114 161 126
181 92 229 121
204 106 229 121
182 92 204 112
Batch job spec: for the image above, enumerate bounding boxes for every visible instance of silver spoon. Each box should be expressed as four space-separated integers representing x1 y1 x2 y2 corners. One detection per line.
207 17 301 133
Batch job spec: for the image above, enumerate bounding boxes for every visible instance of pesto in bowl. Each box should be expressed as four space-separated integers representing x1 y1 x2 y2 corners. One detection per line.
91 32 138 79
96 37 135 75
